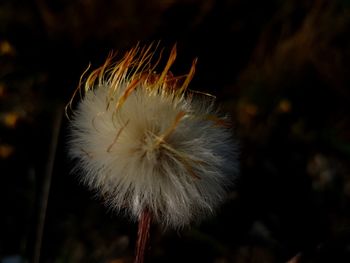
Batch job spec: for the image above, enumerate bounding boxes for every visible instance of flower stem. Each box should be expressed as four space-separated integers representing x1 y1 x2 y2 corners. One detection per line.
134 208 152 263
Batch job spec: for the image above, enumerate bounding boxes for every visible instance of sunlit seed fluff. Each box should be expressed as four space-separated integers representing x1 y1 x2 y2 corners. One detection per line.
67 44 238 229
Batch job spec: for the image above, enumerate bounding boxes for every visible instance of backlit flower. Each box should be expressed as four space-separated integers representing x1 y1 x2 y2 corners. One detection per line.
67 44 238 229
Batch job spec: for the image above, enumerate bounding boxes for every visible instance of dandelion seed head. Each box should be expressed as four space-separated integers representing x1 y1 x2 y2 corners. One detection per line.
67 44 238 229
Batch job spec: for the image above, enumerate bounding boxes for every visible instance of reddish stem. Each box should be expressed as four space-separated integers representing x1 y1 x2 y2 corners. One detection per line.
134 209 152 263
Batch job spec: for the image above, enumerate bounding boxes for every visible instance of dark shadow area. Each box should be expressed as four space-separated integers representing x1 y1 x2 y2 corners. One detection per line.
1 0 350 262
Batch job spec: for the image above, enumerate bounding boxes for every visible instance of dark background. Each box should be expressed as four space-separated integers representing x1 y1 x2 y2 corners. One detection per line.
1 0 350 262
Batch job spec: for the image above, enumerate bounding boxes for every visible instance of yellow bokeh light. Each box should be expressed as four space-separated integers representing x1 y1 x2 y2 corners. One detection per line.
3 113 19 128
278 99 292 113
0 40 15 55
0 144 14 159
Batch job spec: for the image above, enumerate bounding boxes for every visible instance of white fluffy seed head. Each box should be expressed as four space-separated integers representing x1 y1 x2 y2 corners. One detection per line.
67 45 238 229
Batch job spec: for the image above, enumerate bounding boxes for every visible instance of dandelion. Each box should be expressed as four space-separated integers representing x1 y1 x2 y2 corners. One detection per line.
67 44 238 262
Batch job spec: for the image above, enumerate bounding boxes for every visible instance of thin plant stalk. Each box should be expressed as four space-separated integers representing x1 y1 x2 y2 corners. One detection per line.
33 106 63 263
134 209 152 263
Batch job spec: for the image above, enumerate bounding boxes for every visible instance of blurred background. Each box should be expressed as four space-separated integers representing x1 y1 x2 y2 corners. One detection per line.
1 0 350 262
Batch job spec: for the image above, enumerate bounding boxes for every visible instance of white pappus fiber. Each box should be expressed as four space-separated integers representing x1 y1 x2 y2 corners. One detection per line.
67 45 238 229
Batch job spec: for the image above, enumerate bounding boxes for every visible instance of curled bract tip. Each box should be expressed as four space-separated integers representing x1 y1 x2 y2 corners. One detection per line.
66 44 199 120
